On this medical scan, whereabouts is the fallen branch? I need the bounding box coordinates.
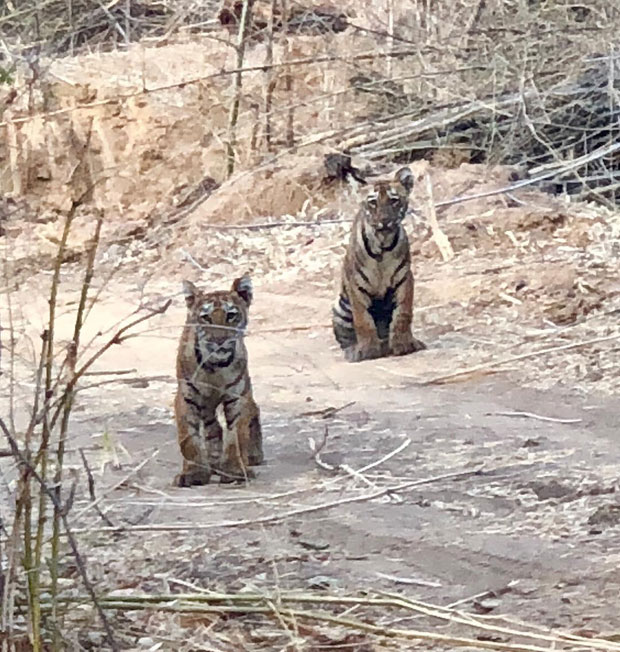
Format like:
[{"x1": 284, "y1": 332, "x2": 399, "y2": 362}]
[
  {"x1": 309, "y1": 426, "x2": 407, "y2": 501},
  {"x1": 70, "y1": 463, "x2": 484, "y2": 534},
  {"x1": 375, "y1": 571, "x2": 441, "y2": 588},
  {"x1": 486, "y1": 411, "x2": 582, "y2": 424},
  {"x1": 72, "y1": 450, "x2": 159, "y2": 522},
  {"x1": 298, "y1": 401, "x2": 355, "y2": 418}
]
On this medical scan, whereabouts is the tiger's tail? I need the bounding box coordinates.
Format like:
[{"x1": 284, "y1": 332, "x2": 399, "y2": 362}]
[{"x1": 332, "y1": 292, "x2": 356, "y2": 350}]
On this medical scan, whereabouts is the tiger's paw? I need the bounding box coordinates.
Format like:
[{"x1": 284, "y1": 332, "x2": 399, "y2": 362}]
[
  {"x1": 173, "y1": 467, "x2": 211, "y2": 487},
  {"x1": 218, "y1": 462, "x2": 256, "y2": 484},
  {"x1": 248, "y1": 449, "x2": 264, "y2": 466},
  {"x1": 344, "y1": 342, "x2": 384, "y2": 362},
  {"x1": 390, "y1": 334, "x2": 426, "y2": 357},
  {"x1": 411, "y1": 336, "x2": 427, "y2": 352}
]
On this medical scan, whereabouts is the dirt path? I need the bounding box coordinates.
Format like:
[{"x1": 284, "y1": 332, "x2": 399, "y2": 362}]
[{"x1": 5, "y1": 280, "x2": 617, "y2": 647}]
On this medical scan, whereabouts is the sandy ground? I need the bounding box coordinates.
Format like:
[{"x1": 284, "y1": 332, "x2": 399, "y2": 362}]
[{"x1": 3, "y1": 274, "x2": 620, "y2": 649}]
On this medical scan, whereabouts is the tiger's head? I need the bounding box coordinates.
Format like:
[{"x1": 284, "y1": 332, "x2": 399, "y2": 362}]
[
  {"x1": 182, "y1": 274, "x2": 252, "y2": 367},
  {"x1": 361, "y1": 166, "x2": 414, "y2": 239}
]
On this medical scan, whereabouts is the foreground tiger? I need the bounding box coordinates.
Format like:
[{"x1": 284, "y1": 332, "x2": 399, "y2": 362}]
[
  {"x1": 174, "y1": 274, "x2": 263, "y2": 486},
  {"x1": 332, "y1": 166, "x2": 426, "y2": 362}
]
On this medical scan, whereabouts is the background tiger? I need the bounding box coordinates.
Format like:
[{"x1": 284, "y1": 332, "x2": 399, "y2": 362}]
[
  {"x1": 332, "y1": 166, "x2": 426, "y2": 362},
  {"x1": 174, "y1": 274, "x2": 263, "y2": 486}
]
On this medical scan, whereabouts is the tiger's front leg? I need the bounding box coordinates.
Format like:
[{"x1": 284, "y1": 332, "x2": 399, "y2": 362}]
[
  {"x1": 219, "y1": 394, "x2": 257, "y2": 483},
  {"x1": 173, "y1": 388, "x2": 211, "y2": 487},
  {"x1": 346, "y1": 289, "x2": 384, "y2": 362},
  {"x1": 204, "y1": 414, "x2": 224, "y2": 470},
  {"x1": 389, "y1": 272, "x2": 425, "y2": 356},
  {"x1": 246, "y1": 397, "x2": 264, "y2": 466}
]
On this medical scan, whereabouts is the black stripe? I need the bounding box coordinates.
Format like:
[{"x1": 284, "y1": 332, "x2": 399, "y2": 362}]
[
  {"x1": 383, "y1": 230, "x2": 401, "y2": 252},
  {"x1": 362, "y1": 224, "x2": 381, "y2": 260},
  {"x1": 393, "y1": 272, "x2": 408, "y2": 293},
  {"x1": 355, "y1": 262, "x2": 370, "y2": 285},
  {"x1": 338, "y1": 295, "x2": 352, "y2": 314},
  {"x1": 211, "y1": 349, "x2": 236, "y2": 368},
  {"x1": 241, "y1": 377, "x2": 250, "y2": 396},
  {"x1": 194, "y1": 339, "x2": 205, "y2": 369},
  {"x1": 227, "y1": 413, "x2": 239, "y2": 427},
  {"x1": 390, "y1": 257, "x2": 409, "y2": 285},
  {"x1": 183, "y1": 396, "x2": 201, "y2": 411},
  {"x1": 333, "y1": 308, "x2": 353, "y2": 324},
  {"x1": 186, "y1": 380, "x2": 200, "y2": 395},
  {"x1": 225, "y1": 368, "x2": 245, "y2": 389},
  {"x1": 333, "y1": 311, "x2": 353, "y2": 325},
  {"x1": 358, "y1": 285, "x2": 372, "y2": 299}
]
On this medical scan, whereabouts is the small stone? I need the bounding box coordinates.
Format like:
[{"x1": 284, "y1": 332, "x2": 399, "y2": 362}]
[
  {"x1": 138, "y1": 637, "x2": 155, "y2": 648},
  {"x1": 587, "y1": 503, "x2": 620, "y2": 528}
]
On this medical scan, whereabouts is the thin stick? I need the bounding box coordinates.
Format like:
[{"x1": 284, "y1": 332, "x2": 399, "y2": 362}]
[
  {"x1": 78, "y1": 449, "x2": 115, "y2": 527},
  {"x1": 254, "y1": 324, "x2": 331, "y2": 334},
  {"x1": 226, "y1": 0, "x2": 253, "y2": 177},
  {"x1": 262, "y1": 0, "x2": 278, "y2": 152},
  {"x1": 486, "y1": 411, "x2": 582, "y2": 424},
  {"x1": 357, "y1": 438, "x2": 411, "y2": 473},
  {"x1": 50, "y1": 210, "x2": 103, "y2": 649},
  {"x1": 72, "y1": 450, "x2": 158, "y2": 521},
  {"x1": 424, "y1": 172, "x2": 454, "y2": 261},
  {"x1": 180, "y1": 248, "x2": 208, "y2": 273},
  {"x1": 310, "y1": 426, "x2": 405, "y2": 499},
  {"x1": 421, "y1": 332, "x2": 620, "y2": 385},
  {"x1": 70, "y1": 464, "x2": 484, "y2": 534},
  {"x1": 375, "y1": 571, "x2": 441, "y2": 588},
  {"x1": 45, "y1": 300, "x2": 172, "y2": 432},
  {"x1": 281, "y1": 0, "x2": 294, "y2": 148},
  {"x1": 298, "y1": 401, "x2": 355, "y2": 418},
  {"x1": 0, "y1": 418, "x2": 118, "y2": 651}
]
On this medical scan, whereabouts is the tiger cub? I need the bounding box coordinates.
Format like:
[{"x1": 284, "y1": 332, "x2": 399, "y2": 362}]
[
  {"x1": 174, "y1": 274, "x2": 263, "y2": 486},
  {"x1": 332, "y1": 166, "x2": 426, "y2": 362}
]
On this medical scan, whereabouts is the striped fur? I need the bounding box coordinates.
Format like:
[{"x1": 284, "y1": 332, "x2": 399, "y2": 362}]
[
  {"x1": 174, "y1": 274, "x2": 263, "y2": 486},
  {"x1": 332, "y1": 167, "x2": 426, "y2": 362}
]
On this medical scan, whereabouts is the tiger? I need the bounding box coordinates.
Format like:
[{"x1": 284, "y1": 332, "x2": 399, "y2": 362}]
[
  {"x1": 174, "y1": 274, "x2": 263, "y2": 486},
  {"x1": 332, "y1": 166, "x2": 426, "y2": 362}
]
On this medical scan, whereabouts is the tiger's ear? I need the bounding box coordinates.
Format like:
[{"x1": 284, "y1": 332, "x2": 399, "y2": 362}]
[
  {"x1": 394, "y1": 166, "x2": 414, "y2": 194},
  {"x1": 232, "y1": 274, "x2": 253, "y2": 306},
  {"x1": 182, "y1": 280, "x2": 199, "y2": 309}
]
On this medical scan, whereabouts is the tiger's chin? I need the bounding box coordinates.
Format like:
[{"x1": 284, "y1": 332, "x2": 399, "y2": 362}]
[{"x1": 203, "y1": 343, "x2": 237, "y2": 367}]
